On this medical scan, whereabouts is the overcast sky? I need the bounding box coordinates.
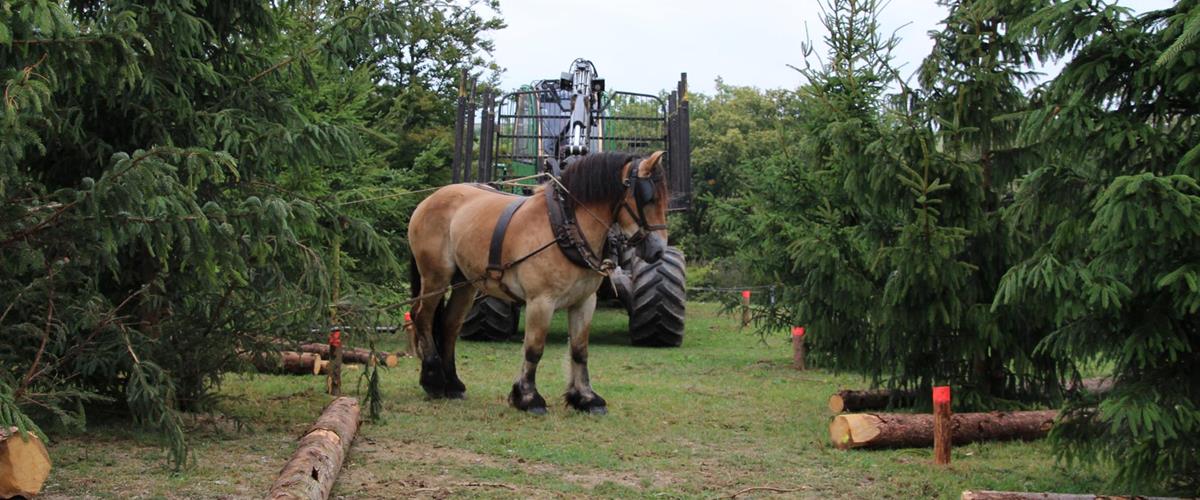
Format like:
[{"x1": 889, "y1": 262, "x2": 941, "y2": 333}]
[{"x1": 485, "y1": 0, "x2": 1172, "y2": 96}]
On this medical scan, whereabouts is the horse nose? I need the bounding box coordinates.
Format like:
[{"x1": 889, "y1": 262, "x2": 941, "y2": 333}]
[{"x1": 640, "y1": 233, "x2": 665, "y2": 263}]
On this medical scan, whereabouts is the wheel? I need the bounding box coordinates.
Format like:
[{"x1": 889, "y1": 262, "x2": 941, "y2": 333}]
[
  {"x1": 460, "y1": 295, "x2": 519, "y2": 341},
  {"x1": 627, "y1": 246, "x2": 686, "y2": 347}
]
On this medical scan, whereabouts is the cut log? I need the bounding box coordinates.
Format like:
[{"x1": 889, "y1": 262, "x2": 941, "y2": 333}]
[
  {"x1": 827, "y1": 389, "x2": 917, "y2": 413},
  {"x1": 1066, "y1": 378, "x2": 1113, "y2": 395},
  {"x1": 313, "y1": 359, "x2": 361, "y2": 376},
  {"x1": 247, "y1": 351, "x2": 323, "y2": 375},
  {"x1": 0, "y1": 427, "x2": 52, "y2": 498},
  {"x1": 298, "y1": 343, "x2": 398, "y2": 368},
  {"x1": 962, "y1": 491, "x2": 1180, "y2": 500},
  {"x1": 268, "y1": 397, "x2": 360, "y2": 500},
  {"x1": 830, "y1": 410, "x2": 1058, "y2": 450}
]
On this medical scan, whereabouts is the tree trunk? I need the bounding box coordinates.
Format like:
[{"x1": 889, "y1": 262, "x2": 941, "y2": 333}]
[
  {"x1": 961, "y1": 491, "x2": 1179, "y2": 500},
  {"x1": 268, "y1": 397, "x2": 360, "y2": 500},
  {"x1": 298, "y1": 344, "x2": 398, "y2": 367},
  {"x1": 0, "y1": 427, "x2": 52, "y2": 499},
  {"x1": 830, "y1": 410, "x2": 1058, "y2": 450},
  {"x1": 827, "y1": 389, "x2": 917, "y2": 413}
]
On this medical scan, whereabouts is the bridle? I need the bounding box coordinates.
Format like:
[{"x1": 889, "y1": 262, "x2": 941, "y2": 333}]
[{"x1": 612, "y1": 158, "x2": 667, "y2": 246}]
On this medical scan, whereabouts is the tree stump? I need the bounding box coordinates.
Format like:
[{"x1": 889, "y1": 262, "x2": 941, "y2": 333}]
[
  {"x1": 268, "y1": 397, "x2": 360, "y2": 499},
  {"x1": 0, "y1": 427, "x2": 52, "y2": 499}
]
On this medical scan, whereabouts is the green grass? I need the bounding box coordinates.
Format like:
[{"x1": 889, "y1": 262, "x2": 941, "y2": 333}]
[{"x1": 41, "y1": 303, "x2": 1119, "y2": 499}]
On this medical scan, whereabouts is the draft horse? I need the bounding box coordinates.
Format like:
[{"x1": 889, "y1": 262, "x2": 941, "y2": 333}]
[{"x1": 407, "y1": 151, "x2": 669, "y2": 414}]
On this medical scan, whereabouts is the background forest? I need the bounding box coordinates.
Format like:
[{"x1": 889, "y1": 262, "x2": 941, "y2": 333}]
[{"x1": 2, "y1": 0, "x2": 1197, "y2": 495}]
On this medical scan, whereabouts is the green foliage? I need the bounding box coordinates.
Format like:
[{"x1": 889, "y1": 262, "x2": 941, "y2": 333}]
[
  {"x1": 993, "y1": 0, "x2": 1200, "y2": 493},
  {"x1": 1, "y1": 0, "x2": 500, "y2": 469},
  {"x1": 706, "y1": 0, "x2": 1065, "y2": 409}
]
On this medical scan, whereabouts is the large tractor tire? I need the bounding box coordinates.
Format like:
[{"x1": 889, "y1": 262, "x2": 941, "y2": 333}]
[
  {"x1": 460, "y1": 296, "x2": 519, "y2": 342},
  {"x1": 627, "y1": 246, "x2": 686, "y2": 347}
]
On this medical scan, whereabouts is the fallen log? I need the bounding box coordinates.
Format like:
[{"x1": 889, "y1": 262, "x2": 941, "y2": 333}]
[
  {"x1": 830, "y1": 410, "x2": 1058, "y2": 450},
  {"x1": 298, "y1": 343, "x2": 398, "y2": 368},
  {"x1": 827, "y1": 389, "x2": 917, "y2": 413},
  {"x1": 0, "y1": 427, "x2": 52, "y2": 498},
  {"x1": 268, "y1": 397, "x2": 361, "y2": 500},
  {"x1": 1066, "y1": 378, "x2": 1113, "y2": 396},
  {"x1": 962, "y1": 491, "x2": 1179, "y2": 500},
  {"x1": 246, "y1": 351, "x2": 323, "y2": 375},
  {"x1": 313, "y1": 359, "x2": 362, "y2": 376}
]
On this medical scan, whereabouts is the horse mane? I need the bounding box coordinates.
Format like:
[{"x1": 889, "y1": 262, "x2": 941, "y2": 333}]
[{"x1": 558, "y1": 152, "x2": 637, "y2": 204}]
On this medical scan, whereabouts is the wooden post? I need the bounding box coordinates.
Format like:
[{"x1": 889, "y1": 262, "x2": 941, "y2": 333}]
[
  {"x1": 741, "y1": 290, "x2": 751, "y2": 327},
  {"x1": 328, "y1": 238, "x2": 342, "y2": 396},
  {"x1": 933, "y1": 385, "x2": 951, "y2": 465},
  {"x1": 791, "y1": 326, "x2": 806, "y2": 370},
  {"x1": 404, "y1": 311, "x2": 415, "y2": 357}
]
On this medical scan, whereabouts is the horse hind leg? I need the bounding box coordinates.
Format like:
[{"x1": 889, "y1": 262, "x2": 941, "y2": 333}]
[
  {"x1": 509, "y1": 297, "x2": 552, "y2": 415},
  {"x1": 411, "y1": 258, "x2": 454, "y2": 399},
  {"x1": 438, "y1": 283, "x2": 475, "y2": 399},
  {"x1": 564, "y1": 293, "x2": 607, "y2": 415}
]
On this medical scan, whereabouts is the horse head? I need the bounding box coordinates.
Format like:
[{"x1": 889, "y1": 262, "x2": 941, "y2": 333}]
[{"x1": 615, "y1": 151, "x2": 669, "y2": 263}]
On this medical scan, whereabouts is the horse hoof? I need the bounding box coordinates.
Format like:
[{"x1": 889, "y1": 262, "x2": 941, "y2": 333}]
[
  {"x1": 588, "y1": 406, "x2": 608, "y2": 416},
  {"x1": 527, "y1": 406, "x2": 548, "y2": 416}
]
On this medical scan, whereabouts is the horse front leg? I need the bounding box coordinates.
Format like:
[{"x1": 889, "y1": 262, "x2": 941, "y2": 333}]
[
  {"x1": 509, "y1": 297, "x2": 552, "y2": 415},
  {"x1": 565, "y1": 293, "x2": 607, "y2": 415}
]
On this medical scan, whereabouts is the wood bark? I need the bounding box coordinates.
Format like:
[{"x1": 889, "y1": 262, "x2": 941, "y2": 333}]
[
  {"x1": 792, "y1": 335, "x2": 806, "y2": 370},
  {"x1": 0, "y1": 427, "x2": 52, "y2": 498},
  {"x1": 328, "y1": 343, "x2": 342, "y2": 396},
  {"x1": 933, "y1": 400, "x2": 952, "y2": 464},
  {"x1": 298, "y1": 343, "x2": 398, "y2": 367},
  {"x1": 268, "y1": 397, "x2": 360, "y2": 500},
  {"x1": 830, "y1": 410, "x2": 1058, "y2": 450},
  {"x1": 962, "y1": 491, "x2": 1180, "y2": 500},
  {"x1": 827, "y1": 389, "x2": 917, "y2": 413}
]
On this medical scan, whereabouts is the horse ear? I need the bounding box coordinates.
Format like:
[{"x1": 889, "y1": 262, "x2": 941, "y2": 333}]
[{"x1": 639, "y1": 150, "x2": 666, "y2": 176}]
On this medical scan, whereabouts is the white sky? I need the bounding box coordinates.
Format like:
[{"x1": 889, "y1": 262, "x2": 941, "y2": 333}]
[{"x1": 485, "y1": 0, "x2": 1173, "y2": 96}]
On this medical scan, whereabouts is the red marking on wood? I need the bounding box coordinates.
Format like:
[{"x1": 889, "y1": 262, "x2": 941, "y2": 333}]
[
  {"x1": 329, "y1": 330, "x2": 342, "y2": 349},
  {"x1": 933, "y1": 386, "x2": 950, "y2": 404},
  {"x1": 742, "y1": 290, "x2": 751, "y2": 300},
  {"x1": 404, "y1": 311, "x2": 412, "y2": 321},
  {"x1": 792, "y1": 326, "x2": 806, "y2": 338}
]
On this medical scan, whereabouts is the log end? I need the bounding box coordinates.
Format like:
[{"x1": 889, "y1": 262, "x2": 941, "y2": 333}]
[
  {"x1": 0, "y1": 428, "x2": 52, "y2": 498},
  {"x1": 829, "y1": 414, "x2": 882, "y2": 450},
  {"x1": 385, "y1": 353, "x2": 399, "y2": 368},
  {"x1": 828, "y1": 394, "x2": 845, "y2": 413},
  {"x1": 314, "y1": 359, "x2": 327, "y2": 376},
  {"x1": 829, "y1": 415, "x2": 852, "y2": 449}
]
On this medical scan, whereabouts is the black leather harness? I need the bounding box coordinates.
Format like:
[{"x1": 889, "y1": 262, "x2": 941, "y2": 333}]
[
  {"x1": 545, "y1": 183, "x2": 611, "y2": 273},
  {"x1": 482, "y1": 156, "x2": 666, "y2": 300}
]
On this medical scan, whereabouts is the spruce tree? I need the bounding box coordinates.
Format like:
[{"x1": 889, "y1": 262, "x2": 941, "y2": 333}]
[
  {"x1": 993, "y1": 0, "x2": 1200, "y2": 492},
  {"x1": 1, "y1": 0, "x2": 499, "y2": 467}
]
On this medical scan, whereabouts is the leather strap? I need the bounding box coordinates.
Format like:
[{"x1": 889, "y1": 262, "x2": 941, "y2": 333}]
[{"x1": 488, "y1": 197, "x2": 527, "y2": 275}]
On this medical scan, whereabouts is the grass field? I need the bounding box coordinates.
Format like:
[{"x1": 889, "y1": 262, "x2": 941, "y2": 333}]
[{"x1": 39, "y1": 302, "x2": 1119, "y2": 499}]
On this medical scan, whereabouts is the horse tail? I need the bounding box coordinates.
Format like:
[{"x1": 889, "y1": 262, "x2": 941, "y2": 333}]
[{"x1": 408, "y1": 255, "x2": 447, "y2": 354}]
